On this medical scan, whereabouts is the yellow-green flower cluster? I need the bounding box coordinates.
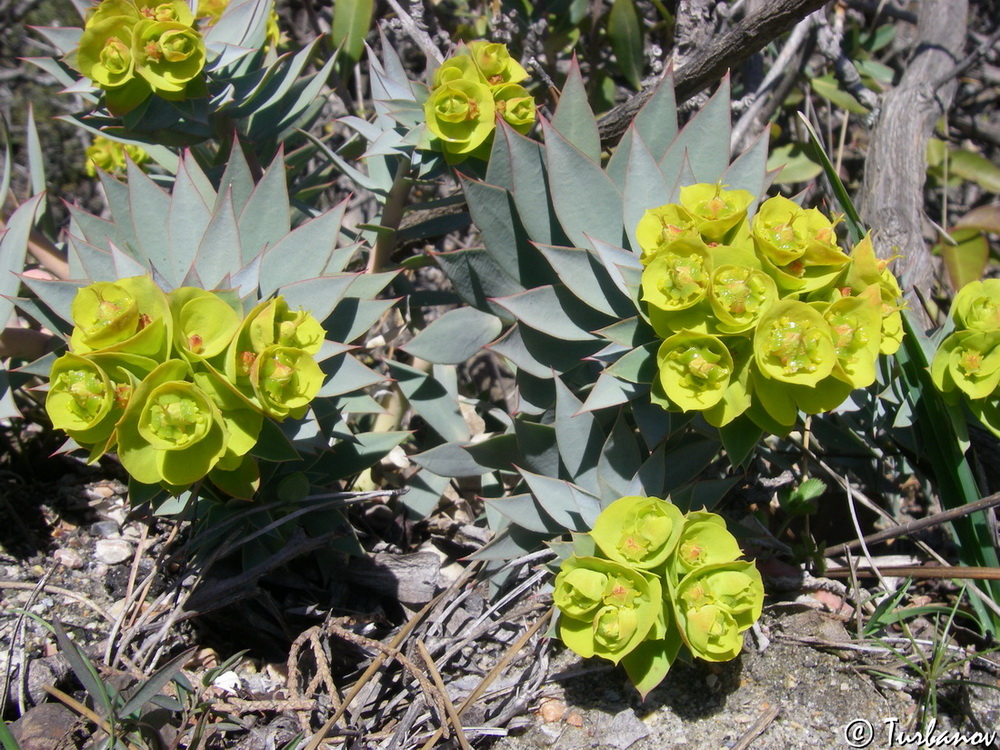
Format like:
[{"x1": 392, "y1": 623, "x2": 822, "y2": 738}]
[
  {"x1": 639, "y1": 185, "x2": 904, "y2": 434},
  {"x1": 46, "y1": 276, "x2": 325, "y2": 495},
  {"x1": 554, "y1": 496, "x2": 763, "y2": 688},
  {"x1": 85, "y1": 135, "x2": 150, "y2": 177},
  {"x1": 931, "y1": 279, "x2": 1000, "y2": 436},
  {"x1": 423, "y1": 41, "x2": 536, "y2": 163},
  {"x1": 73, "y1": 0, "x2": 207, "y2": 115}
]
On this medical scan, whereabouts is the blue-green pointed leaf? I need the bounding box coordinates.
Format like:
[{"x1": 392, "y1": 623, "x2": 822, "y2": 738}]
[
  {"x1": 545, "y1": 120, "x2": 624, "y2": 249},
  {"x1": 314, "y1": 430, "x2": 410, "y2": 480},
  {"x1": 459, "y1": 176, "x2": 552, "y2": 288},
  {"x1": 0, "y1": 367, "x2": 18, "y2": 420},
  {"x1": 99, "y1": 171, "x2": 140, "y2": 253},
  {"x1": 197, "y1": 190, "x2": 241, "y2": 288},
  {"x1": 519, "y1": 468, "x2": 587, "y2": 531},
  {"x1": 126, "y1": 160, "x2": 171, "y2": 272},
  {"x1": 325, "y1": 298, "x2": 397, "y2": 344},
  {"x1": 722, "y1": 130, "x2": 770, "y2": 208},
  {"x1": 403, "y1": 307, "x2": 502, "y2": 364},
  {"x1": 605, "y1": 342, "x2": 657, "y2": 383},
  {"x1": 326, "y1": 242, "x2": 361, "y2": 274},
  {"x1": 111, "y1": 241, "x2": 149, "y2": 278},
  {"x1": 18, "y1": 277, "x2": 85, "y2": 326},
  {"x1": 660, "y1": 434, "x2": 720, "y2": 493},
  {"x1": 554, "y1": 377, "x2": 603, "y2": 493},
  {"x1": 345, "y1": 270, "x2": 395, "y2": 300},
  {"x1": 468, "y1": 525, "x2": 552, "y2": 561},
  {"x1": 0, "y1": 194, "x2": 43, "y2": 327},
  {"x1": 580, "y1": 371, "x2": 644, "y2": 412},
  {"x1": 514, "y1": 420, "x2": 560, "y2": 477},
  {"x1": 32, "y1": 25, "x2": 82, "y2": 56},
  {"x1": 279, "y1": 275, "x2": 356, "y2": 324},
  {"x1": 670, "y1": 476, "x2": 740, "y2": 513},
  {"x1": 514, "y1": 370, "x2": 555, "y2": 415},
  {"x1": 239, "y1": 152, "x2": 291, "y2": 264},
  {"x1": 488, "y1": 324, "x2": 598, "y2": 380},
  {"x1": 400, "y1": 469, "x2": 450, "y2": 518},
  {"x1": 606, "y1": 126, "x2": 634, "y2": 190},
  {"x1": 534, "y1": 244, "x2": 635, "y2": 317},
  {"x1": 259, "y1": 204, "x2": 345, "y2": 298},
  {"x1": 633, "y1": 399, "x2": 690, "y2": 448},
  {"x1": 68, "y1": 204, "x2": 123, "y2": 250},
  {"x1": 167, "y1": 159, "x2": 212, "y2": 287},
  {"x1": 67, "y1": 236, "x2": 114, "y2": 282},
  {"x1": 25, "y1": 107, "x2": 45, "y2": 212},
  {"x1": 463, "y1": 433, "x2": 521, "y2": 471},
  {"x1": 589, "y1": 237, "x2": 643, "y2": 298},
  {"x1": 485, "y1": 124, "x2": 514, "y2": 191},
  {"x1": 387, "y1": 361, "x2": 470, "y2": 443},
  {"x1": 431, "y1": 248, "x2": 524, "y2": 321},
  {"x1": 486, "y1": 494, "x2": 565, "y2": 534},
  {"x1": 411, "y1": 442, "x2": 491, "y2": 477},
  {"x1": 660, "y1": 76, "x2": 731, "y2": 183},
  {"x1": 597, "y1": 413, "x2": 643, "y2": 498},
  {"x1": 318, "y1": 353, "x2": 384, "y2": 397},
  {"x1": 214, "y1": 143, "x2": 254, "y2": 216},
  {"x1": 498, "y1": 123, "x2": 564, "y2": 245},
  {"x1": 634, "y1": 70, "x2": 678, "y2": 162},
  {"x1": 493, "y1": 285, "x2": 613, "y2": 341},
  {"x1": 597, "y1": 316, "x2": 656, "y2": 348},
  {"x1": 623, "y1": 129, "x2": 673, "y2": 252},
  {"x1": 551, "y1": 57, "x2": 601, "y2": 162}
]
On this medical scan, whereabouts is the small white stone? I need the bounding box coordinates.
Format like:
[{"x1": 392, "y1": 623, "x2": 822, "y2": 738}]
[
  {"x1": 94, "y1": 539, "x2": 133, "y2": 565},
  {"x1": 53, "y1": 548, "x2": 83, "y2": 569}
]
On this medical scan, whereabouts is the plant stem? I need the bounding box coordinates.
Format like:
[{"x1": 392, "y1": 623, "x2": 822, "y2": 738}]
[{"x1": 367, "y1": 158, "x2": 412, "y2": 274}]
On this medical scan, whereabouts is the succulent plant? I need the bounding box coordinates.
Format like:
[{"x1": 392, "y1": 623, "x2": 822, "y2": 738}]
[
  {"x1": 552, "y1": 495, "x2": 762, "y2": 696},
  {"x1": 16, "y1": 142, "x2": 400, "y2": 509}
]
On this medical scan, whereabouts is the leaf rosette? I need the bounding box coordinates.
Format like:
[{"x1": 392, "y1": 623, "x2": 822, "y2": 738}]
[
  {"x1": 672, "y1": 560, "x2": 764, "y2": 662},
  {"x1": 554, "y1": 555, "x2": 662, "y2": 664},
  {"x1": 590, "y1": 495, "x2": 685, "y2": 569}
]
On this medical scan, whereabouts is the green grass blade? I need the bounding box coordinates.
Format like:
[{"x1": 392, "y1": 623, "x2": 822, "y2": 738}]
[{"x1": 796, "y1": 112, "x2": 863, "y2": 244}]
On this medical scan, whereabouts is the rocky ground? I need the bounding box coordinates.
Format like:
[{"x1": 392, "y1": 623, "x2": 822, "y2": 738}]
[{"x1": 3, "y1": 467, "x2": 999, "y2": 749}]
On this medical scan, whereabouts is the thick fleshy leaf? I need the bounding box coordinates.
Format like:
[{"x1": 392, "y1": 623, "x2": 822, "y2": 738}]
[
  {"x1": 165, "y1": 159, "x2": 212, "y2": 288},
  {"x1": 387, "y1": 361, "x2": 470, "y2": 443},
  {"x1": 513, "y1": 420, "x2": 560, "y2": 478},
  {"x1": 258, "y1": 202, "x2": 346, "y2": 298},
  {"x1": 318, "y1": 353, "x2": 385, "y2": 397},
  {"x1": 411, "y1": 441, "x2": 492, "y2": 477},
  {"x1": 239, "y1": 152, "x2": 291, "y2": 264},
  {"x1": 580, "y1": 371, "x2": 645, "y2": 412},
  {"x1": 485, "y1": 494, "x2": 565, "y2": 534},
  {"x1": 722, "y1": 130, "x2": 771, "y2": 210},
  {"x1": 596, "y1": 413, "x2": 642, "y2": 498},
  {"x1": 196, "y1": 190, "x2": 241, "y2": 289},
  {"x1": 400, "y1": 469, "x2": 450, "y2": 518},
  {"x1": 431, "y1": 247, "x2": 524, "y2": 321},
  {"x1": 660, "y1": 76, "x2": 731, "y2": 183},
  {"x1": 550, "y1": 57, "x2": 601, "y2": 162},
  {"x1": 519, "y1": 468, "x2": 597, "y2": 531},
  {"x1": 544, "y1": 120, "x2": 624, "y2": 249},
  {"x1": 554, "y1": 377, "x2": 603, "y2": 493},
  {"x1": 534, "y1": 244, "x2": 634, "y2": 318},
  {"x1": 402, "y1": 307, "x2": 502, "y2": 364},
  {"x1": 623, "y1": 129, "x2": 673, "y2": 252},
  {"x1": 493, "y1": 123, "x2": 564, "y2": 245},
  {"x1": 0, "y1": 194, "x2": 43, "y2": 327},
  {"x1": 633, "y1": 70, "x2": 678, "y2": 163},
  {"x1": 493, "y1": 285, "x2": 612, "y2": 341}
]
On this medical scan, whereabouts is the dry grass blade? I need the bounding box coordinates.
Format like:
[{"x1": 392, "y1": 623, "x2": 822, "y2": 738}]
[
  {"x1": 417, "y1": 608, "x2": 553, "y2": 750},
  {"x1": 416, "y1": 639, "x2": 470, "y2": 750}
]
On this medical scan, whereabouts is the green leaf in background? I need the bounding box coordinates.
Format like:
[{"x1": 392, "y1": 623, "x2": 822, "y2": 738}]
[
  {"x1": 386, "y1": 361, "x2": 470, "y2": 443},
  {"x1": 332, "y1": 0, "x2": 374, "y2": 65},
  {"x1": 810, "y1": 74, "x2": 869, "y2": 115},
  {"x1": 934, "y1": 205, "x2": 1000, "y2": 290},
  {"x1": 608, "y1": 0, "x2": 644, "y2": 90},
  {"x1": 766, "y1": 142, "x2": 823, "y2": 185},
  {"x1": 947, "y1": 149, "x2": 1000, "y2": 193}
]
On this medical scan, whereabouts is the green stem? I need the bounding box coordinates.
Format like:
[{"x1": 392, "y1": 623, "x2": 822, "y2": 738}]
[{"x1": 367, "y1": 158, "x2": 412, "y2": 274}]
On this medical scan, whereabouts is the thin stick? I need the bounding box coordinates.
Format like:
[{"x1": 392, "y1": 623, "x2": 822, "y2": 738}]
[
  {"x1": 732, "y1": 702, "x2": 781, "y2": 750},
  {"x1": 416, "y1": 639, "x2": 471, "y2": 750},
  {"x1": 824, "y1": 565, "x2": 1000, "y2": 580},
  {"x1": 825, "y1": 491, "x2": 1000, "y2": 558},
  {"x1": 0, "y1": 580, "x2": 115, "y2": 623}
]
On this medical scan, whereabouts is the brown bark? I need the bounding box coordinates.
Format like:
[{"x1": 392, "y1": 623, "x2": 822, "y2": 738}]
[
  {"x1": 858, "y1": 0, "x2": 968, "y2": 314},
  {"x1": 597, "y1": 0, "x2": 833, "y2": 146}
]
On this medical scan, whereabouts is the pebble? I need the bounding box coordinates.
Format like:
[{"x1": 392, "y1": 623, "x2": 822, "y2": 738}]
[
  {"x1": 94, "y1": 539, "x2": 133, "y2": 565},
  {"x1": 53, "y1": 548, "x2": 83, "y2": 569},
  {"x1": 90, "y1": 521, "x2": 121, "y2": 538}
]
